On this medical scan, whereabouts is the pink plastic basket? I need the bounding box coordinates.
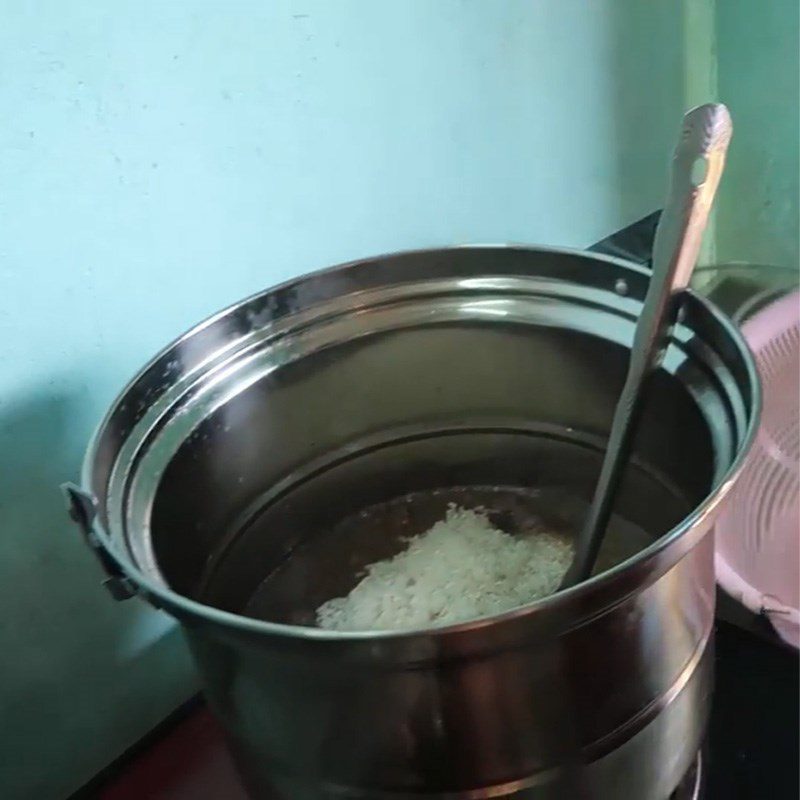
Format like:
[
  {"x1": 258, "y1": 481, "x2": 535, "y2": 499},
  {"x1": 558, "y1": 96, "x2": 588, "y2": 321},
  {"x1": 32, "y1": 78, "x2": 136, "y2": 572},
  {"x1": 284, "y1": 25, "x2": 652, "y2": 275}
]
[{"x1": 715, "y1": 290, "x2": 800, "y2": 647}]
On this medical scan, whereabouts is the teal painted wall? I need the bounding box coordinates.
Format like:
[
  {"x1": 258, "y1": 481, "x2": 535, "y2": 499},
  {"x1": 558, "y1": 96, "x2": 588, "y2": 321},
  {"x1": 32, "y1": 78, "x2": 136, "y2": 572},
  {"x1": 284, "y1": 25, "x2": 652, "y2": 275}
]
[
  {"x1": 1, "y1": 2, "x2": 699, "y2": 797},
  {"x1": 714, "y1": 0, "x2": 799, "y2": 267}
]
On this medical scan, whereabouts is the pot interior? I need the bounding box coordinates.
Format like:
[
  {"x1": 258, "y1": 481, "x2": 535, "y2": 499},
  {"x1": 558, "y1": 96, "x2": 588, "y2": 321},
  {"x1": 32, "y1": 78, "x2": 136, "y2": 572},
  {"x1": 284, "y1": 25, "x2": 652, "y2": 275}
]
[{"x1": 147, "y1": 321, "x2": 713, "y2": 620}]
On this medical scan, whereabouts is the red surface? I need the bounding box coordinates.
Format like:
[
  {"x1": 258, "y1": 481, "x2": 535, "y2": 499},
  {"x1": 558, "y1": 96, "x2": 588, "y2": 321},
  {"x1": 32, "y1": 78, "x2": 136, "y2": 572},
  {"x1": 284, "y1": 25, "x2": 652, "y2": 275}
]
[{"x1": 99, "y1": 708, "x2": 250, "y2": 800}]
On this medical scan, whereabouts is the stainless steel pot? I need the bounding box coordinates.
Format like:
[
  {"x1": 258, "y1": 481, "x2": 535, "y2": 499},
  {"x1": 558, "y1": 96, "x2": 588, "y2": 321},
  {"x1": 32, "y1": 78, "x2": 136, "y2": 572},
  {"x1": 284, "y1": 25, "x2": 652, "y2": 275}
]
[{"x1": 66, "y1": 245, "x2": 759, "y2": 799}]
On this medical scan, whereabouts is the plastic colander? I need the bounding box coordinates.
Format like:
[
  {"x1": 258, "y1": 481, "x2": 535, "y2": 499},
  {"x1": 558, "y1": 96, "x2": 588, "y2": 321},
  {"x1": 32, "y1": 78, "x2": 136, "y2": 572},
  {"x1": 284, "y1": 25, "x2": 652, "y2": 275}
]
[{"x1": 715, "y1": 290, "x2": 800, "y2": 647}]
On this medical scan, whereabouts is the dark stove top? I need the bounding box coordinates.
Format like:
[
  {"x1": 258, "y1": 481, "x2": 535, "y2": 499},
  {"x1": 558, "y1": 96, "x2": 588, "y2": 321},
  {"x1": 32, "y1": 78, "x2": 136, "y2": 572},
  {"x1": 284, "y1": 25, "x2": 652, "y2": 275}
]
[{"x1": 706, "y1": 618, "x2": 798, "y2": 798}]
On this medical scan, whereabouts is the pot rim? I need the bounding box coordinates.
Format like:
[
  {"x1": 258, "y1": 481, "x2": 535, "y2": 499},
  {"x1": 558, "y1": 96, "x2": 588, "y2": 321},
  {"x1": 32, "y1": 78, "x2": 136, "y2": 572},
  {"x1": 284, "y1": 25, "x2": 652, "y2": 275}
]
[{"x1": 78, "y1": 243, "x2": 762, "y2": 642}]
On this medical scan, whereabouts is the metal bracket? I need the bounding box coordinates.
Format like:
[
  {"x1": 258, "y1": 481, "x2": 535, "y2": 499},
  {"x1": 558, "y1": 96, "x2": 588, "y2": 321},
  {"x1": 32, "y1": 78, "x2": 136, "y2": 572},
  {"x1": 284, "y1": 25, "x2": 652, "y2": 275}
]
[
  {"x1": 61, "y1": 482, "x2": 136, "y2": 601},
  {"x1": 589, "y1": 210, "x2": 661, "y2": 268}
]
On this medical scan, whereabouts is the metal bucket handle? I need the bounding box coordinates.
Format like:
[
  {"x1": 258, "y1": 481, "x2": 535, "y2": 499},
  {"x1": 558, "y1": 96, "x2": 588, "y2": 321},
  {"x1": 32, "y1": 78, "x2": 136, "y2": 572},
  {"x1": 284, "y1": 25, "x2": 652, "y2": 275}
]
[{"x1": 62, "y1": 482, "x2": 136, "y2": 600}]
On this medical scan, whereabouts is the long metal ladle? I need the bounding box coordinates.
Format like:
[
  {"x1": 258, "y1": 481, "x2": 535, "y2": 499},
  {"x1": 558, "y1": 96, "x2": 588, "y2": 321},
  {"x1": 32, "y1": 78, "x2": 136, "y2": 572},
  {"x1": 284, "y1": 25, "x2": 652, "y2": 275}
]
[{"x1": 560, "y1": 103, "x2": 733, "y2": 589}]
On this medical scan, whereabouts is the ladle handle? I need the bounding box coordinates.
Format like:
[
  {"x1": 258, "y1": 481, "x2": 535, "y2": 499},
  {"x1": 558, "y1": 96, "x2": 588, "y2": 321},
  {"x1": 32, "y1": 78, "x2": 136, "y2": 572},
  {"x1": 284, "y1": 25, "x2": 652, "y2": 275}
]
[
  {"x1": 561, "y1": 104, "x2": 732, "y2": 588},
  {"x1": 651, "y1": 102, "x2": 732, "y2": 293}
]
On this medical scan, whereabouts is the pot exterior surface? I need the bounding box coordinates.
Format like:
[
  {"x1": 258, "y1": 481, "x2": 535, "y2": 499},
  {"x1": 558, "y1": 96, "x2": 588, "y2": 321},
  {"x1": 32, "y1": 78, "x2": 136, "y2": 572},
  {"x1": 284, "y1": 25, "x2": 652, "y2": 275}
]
[{"x1": 185, "y1": 532, "x2": 715, "y2": 799}]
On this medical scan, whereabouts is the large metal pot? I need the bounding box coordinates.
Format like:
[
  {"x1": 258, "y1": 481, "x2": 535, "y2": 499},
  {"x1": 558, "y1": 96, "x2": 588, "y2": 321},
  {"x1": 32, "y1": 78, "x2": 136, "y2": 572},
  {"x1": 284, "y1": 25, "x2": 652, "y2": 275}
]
[{"x1": 67, "y1": 245, "x2": 759, "y2": 799}]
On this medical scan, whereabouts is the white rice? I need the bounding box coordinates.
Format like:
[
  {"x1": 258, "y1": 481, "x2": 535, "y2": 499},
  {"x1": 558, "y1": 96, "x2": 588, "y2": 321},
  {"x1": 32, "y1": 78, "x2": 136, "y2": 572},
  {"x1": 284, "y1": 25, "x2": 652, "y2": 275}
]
[{"x1": 316, "y1": 505, "x2": 573, "y2": 632}]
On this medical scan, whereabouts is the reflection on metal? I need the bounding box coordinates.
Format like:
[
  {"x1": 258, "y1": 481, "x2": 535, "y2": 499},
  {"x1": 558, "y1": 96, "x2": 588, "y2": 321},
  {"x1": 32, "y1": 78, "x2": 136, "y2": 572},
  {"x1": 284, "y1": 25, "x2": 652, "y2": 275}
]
[{"x1": 670, "y1": 751, "x2": 703, "y2": 800}]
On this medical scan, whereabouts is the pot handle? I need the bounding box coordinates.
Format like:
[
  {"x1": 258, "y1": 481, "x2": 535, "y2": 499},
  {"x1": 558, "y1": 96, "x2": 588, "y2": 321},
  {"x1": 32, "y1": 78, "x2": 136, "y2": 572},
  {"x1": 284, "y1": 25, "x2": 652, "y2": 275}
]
[
  {"x1": 62, "y1": 482, "x2": 136, "y2": 600},
  {"x1": 588, "y1": 211, "x2": 661, "y2": 269}
]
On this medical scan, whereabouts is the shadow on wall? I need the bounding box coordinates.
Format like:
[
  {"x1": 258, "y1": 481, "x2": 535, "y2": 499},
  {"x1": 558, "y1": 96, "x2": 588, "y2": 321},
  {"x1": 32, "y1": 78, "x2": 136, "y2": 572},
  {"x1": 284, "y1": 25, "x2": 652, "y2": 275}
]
[
  {"x1": 608, "y1": 3, "x2": 684, "y2": 227},
  {"x1": 0, "y1": 382, "x2": 195, "y2": 799},
  {"x1": 714, "y1": 0, "x2": 800, "y2": 267}
]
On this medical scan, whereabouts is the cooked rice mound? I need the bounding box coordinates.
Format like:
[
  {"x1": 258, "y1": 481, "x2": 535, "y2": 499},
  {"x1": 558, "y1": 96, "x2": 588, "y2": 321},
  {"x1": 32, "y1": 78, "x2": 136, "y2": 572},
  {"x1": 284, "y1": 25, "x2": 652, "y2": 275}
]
[{"x1": 316, "y1": 505, "x2": 573, "y2": 632}]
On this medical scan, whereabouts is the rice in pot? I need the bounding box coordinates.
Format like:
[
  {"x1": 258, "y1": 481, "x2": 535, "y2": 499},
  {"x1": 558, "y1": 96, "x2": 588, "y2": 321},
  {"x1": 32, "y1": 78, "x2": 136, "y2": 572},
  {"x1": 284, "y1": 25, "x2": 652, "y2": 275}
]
[{"x1": 316, "y1": 505, "x2": 573, "y2": 632}]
